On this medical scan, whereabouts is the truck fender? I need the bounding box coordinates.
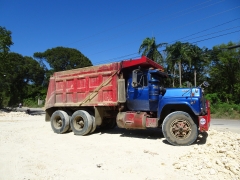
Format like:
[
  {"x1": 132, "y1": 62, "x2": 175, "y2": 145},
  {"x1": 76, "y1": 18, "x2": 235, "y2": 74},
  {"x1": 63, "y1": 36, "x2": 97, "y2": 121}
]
[{"x1": 157, "y1": 101, "x2": 199, "y2": 120}]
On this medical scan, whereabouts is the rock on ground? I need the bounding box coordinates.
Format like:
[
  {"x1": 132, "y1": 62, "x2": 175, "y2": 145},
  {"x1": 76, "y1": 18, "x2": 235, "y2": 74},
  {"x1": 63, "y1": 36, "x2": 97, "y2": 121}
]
[{"x1": 173, "y1": 129, "x2": 240, "y2": 180}]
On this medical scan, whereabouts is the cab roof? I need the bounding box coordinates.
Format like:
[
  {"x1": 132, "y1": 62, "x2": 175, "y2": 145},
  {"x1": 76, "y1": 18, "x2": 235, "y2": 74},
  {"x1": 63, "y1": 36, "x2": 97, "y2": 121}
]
[{"x1": 121, "y1": 56, "x2": 164, "y2": 71}]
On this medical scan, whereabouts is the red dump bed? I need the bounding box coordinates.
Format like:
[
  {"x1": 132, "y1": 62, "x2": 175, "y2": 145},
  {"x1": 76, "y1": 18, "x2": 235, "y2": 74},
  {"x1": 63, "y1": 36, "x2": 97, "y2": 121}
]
[{"x1": 44, "y1": 56, "x2": 164, "y2": 110}]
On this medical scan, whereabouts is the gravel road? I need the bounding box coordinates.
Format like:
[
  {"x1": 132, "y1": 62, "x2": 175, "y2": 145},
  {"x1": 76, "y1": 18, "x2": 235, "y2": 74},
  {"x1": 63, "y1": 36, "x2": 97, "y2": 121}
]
[
  {"x1": 211, "y1": 119, "x2": 240, "y2": 134},
  {"x1": 0, "y1": 111, "x2": 239, "y2": 180}
]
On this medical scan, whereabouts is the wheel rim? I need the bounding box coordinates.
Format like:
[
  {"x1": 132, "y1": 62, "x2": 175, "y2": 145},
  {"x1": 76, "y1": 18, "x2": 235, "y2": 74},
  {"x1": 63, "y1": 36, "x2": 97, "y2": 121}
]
[
  {"x1": 73, "y1": 116, "x2": 85, "y2": 130},
  {"x1": 170, "y1": 118, "x2": 192, "y2": 139},
  {"x1": 53, "y1": 116, "x2": 62, "y2": 129}
]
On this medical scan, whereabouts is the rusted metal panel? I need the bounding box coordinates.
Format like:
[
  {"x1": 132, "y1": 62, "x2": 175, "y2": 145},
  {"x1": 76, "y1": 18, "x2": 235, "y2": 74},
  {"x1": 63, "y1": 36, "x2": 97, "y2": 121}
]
[
  {"x1": 146, "y1": 118, "x2": 158, "y2": 127},
  {"x1": 45, "y1": 62, "x2": 120, "y2": 109},
  {"x1": 44, "y1": 77, "x2": 56, "y2": 110},
  {"x1": 124, "y1": 112, "x2": 146, "y2": 129},
  {"x1": 116, "y1": 111, "x2": 147, "y2": 129}
]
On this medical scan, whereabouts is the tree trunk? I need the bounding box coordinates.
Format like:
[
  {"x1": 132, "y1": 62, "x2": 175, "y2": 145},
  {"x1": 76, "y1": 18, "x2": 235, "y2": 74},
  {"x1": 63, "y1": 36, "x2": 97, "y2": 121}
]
[
  {"x1": 172, "y1": 63, "x2": 176, "y2": 87},
  {"x1": 178, "y1": 61, "x2": 182, "y2": 87},
  {"x1": 172, "y1": 69, "x2": 175, "y2": 87},
  {"x1": 194, "y1": 69, "x2": 196, "y2": 87}
]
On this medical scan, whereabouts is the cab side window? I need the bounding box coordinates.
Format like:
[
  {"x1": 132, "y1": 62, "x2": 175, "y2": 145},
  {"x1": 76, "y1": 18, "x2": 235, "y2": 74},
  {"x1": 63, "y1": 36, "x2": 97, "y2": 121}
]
[{"x1": 137, "y1": 72, "x2": 147, "y2": 87}]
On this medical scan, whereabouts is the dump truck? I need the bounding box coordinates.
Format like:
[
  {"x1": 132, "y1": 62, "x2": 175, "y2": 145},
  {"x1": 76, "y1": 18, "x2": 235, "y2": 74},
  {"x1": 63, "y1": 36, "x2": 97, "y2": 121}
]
[{"x1": 45, "y1": 56, "x2": 211, "y2": 146}]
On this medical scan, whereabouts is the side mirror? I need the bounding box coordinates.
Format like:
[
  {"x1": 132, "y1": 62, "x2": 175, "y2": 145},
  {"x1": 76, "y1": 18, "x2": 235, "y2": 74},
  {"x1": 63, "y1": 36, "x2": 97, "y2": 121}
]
[
  {"x1": 132, "y1": 70, "x2": 138, "y2": 88},
  {"x1": 203, "y1": 81, "x2": 209, "y2": 87},
  {"x1": 198, "y1": 81, "x2": 210, "y2": 88}
]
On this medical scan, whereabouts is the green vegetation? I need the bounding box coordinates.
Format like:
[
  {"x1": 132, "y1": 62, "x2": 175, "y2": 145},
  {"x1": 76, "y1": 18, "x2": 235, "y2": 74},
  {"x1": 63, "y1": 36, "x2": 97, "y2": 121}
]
[
  {"x1": 34, "y1": 47, "x2": 92, "y2": 72},
  {"x1": 0, "y1": 26, "x2": 13, "y2": 57},
  {"x1": 0, "y1": 26, "x2": 92, "y2": 108},
  {"x1": 0, "y1": 27, "x2": 239, "y2": 119},
  {"x1": 210, "y1": 103, "x2": 240, "y2": 119},
  {"x1": 139, "y1": 37, "x2": 167, "y2": 65},
  {"x1": 23, "y1": 98, "x2": 44, "y2": 108}
]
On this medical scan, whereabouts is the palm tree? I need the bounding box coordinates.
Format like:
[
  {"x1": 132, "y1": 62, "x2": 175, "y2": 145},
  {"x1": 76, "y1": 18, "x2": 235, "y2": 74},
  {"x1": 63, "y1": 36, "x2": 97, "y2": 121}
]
[
  {"x1": 189, "y1": 45, "x2": 211, "y2": 87},
  {"x1": 188, "y1": 45, "x2": 202, "y2": 86},
  {"x1": 165, "y1": 41, "x2": 192, "y2": 87},
  {"x1": 139, "y1": 37, "x2": 167, "y2": 64}
]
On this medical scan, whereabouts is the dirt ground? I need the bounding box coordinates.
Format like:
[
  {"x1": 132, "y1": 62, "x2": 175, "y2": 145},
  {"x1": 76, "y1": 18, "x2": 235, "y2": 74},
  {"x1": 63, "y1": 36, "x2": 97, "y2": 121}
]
[{"x1": 0, "y1": 111, "x2": 239, "y2": 180}]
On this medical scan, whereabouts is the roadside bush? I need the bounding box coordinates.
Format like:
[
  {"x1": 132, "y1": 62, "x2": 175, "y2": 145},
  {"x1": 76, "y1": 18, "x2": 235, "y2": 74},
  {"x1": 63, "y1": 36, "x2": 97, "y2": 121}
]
[
  {"x1": 232, "y1": 104, "x2": 240, "y2": 113},
  {"x1": 23, "y1": 98, "x2": 44, "y2": 108},
  {"x1": 210, "y1": 102, "x2": 240, "y2": 119},
  {"x1": 205, "y1": 93, "x2": 220, "y2": 104},
  {"x1": 209, "y1": 105, "x2": 216, "y2": 114}
]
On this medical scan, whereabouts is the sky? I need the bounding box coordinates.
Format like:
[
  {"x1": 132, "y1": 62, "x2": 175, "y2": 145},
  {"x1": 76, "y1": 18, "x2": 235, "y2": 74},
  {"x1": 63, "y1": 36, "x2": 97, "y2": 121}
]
[{"x1": 1, "y1": 0, "x2": 240, "y2": 66}]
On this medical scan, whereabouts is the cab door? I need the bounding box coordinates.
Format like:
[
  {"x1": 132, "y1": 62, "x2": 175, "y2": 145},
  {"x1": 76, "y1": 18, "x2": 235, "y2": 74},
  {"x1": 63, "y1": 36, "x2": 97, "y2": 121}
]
[{"x1": 127, "y1": 70, "x2": 150, "y2": 111}]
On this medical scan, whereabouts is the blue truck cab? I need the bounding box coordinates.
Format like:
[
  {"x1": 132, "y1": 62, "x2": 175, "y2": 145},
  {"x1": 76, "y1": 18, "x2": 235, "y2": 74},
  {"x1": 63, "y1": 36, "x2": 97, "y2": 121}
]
[{"x1": 116, "y1": 65, "x2": 211, "y2": 146}]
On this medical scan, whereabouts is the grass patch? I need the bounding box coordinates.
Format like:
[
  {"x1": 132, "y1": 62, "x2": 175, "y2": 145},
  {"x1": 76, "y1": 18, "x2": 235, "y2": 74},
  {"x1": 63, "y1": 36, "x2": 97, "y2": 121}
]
[
  {"x1": 23, "y1": 98, "x2": 44, "y2": 108},
  {"x1": 210, "y1": 103, "x2": 240, "y2": 119}
]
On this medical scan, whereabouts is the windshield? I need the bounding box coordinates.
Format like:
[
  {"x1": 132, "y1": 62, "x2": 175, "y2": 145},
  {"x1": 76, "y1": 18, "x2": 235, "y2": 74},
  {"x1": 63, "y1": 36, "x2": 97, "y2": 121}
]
[{"x1": 151, "y1": 73, "x2": 164, "y2": 87}]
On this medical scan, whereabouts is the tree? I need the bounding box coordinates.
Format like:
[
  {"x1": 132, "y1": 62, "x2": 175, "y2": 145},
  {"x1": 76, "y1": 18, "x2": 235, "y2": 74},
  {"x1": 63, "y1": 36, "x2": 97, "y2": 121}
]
[
  {"x1": 207, "y1": 42, "x2": 240, "y2": 104},
  {"x1": 0, "y1": 53, "x2": 45, "y2": 106},
  {"x1": 24, "y1": 56, "x2": 45, "y2": 86},
  {"x1": 139, "y1": 37, "x2": 167, "y2": 64},
  {"x1": 165, "y1": 42, "x2": 192, "y2": 87},
  {"x1": 0, "y1": 27, "x2": 14, "y2": 105},
  {"x1": 0, "y1": 26, "x2": 13, "y2": 57},
  {"x1": 34, "y1": 47, "x2": 92, "y2": 72},
  {"x1": 181, "y1": 45, "x2": 210, "y2": 87}
]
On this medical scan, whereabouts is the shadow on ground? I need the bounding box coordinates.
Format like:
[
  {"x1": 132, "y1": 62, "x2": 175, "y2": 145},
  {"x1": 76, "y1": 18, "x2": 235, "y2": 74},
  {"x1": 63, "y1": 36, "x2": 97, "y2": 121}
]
[
  {"x1": 161, "y1": 131, "x2": 209, "y2": 146},
  {"x1": 95, "y1": 127, "x2": 208, "y2": 146},
  {"x1": 95, "y1": 126, "x2": 164, "y2": 140},
  {"x1": 0, "y1": 107, "x2": 46, "y2": 116}
]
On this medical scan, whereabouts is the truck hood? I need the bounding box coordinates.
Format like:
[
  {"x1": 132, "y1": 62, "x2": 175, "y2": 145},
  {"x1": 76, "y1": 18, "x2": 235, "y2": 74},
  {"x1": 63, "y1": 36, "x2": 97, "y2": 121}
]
[{"x1": 163, "y1": 88, "x2": 201, "y2": 98}]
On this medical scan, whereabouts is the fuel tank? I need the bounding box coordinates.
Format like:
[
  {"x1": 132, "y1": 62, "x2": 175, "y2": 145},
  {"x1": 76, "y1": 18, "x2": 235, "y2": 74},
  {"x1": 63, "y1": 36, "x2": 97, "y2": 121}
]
[{"x1": 116, "y1": 112, "x2": 157, "y2": 129}]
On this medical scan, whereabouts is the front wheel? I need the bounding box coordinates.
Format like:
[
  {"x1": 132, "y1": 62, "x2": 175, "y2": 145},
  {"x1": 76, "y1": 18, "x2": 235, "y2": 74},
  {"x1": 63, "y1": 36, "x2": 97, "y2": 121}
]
[{"x1": 162, "y1": 111, "x2": 198, "y2": 146}]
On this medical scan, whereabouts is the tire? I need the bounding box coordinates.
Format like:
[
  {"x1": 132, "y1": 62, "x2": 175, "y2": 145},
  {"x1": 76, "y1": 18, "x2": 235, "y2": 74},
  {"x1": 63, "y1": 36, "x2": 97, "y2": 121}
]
[
  {"x1": 50, "y1": 110, "x2": 70, "y2": 134},
  {"x1": 90, "y1": 115, "x2": 97, "y2": 133},
  {"x1": 65, "y1": 110, "x2": 73, "y2": 132},
  {"x1": 162, "y1": 111, "x2": 198, "y2": 146},
  {"x1": 70, "y1": 110, "x2": 93, "y2": 135}
]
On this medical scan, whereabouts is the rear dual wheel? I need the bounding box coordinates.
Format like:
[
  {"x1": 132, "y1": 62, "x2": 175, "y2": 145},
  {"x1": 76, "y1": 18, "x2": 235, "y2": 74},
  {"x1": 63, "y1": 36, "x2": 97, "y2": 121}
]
[
  {"x1": 50, "y1": 110, "x2": 70, "y2": 134},
  {"x1": 90, "y1": 115, "x2": 97, "y2": 133},
  {"x1": 50, "y1": 110, "x2": 97, "y2": 135},
  {"x1": 70, "y1": 110, "x2": 94, "y2": 135}
]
